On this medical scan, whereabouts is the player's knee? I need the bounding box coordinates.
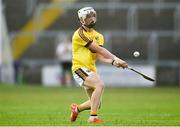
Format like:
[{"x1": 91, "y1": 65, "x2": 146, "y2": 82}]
[{"x1": 96, "y1": 80, "x2": 105, "y2": 90}]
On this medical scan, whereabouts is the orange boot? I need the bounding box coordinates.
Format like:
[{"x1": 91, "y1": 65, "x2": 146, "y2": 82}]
[
  {"x1": 88, "y1": 117, "x2": 104, "y2": 123},
  {"x1": 70, "y1": 103, "x2": 79, "y2": 122}
]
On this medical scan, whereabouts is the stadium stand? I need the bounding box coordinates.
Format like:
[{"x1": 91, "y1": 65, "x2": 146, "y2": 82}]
[
  {"x1": 4, "y1": 0, "x2": 32, "y2": 31},
  {"x1": 2, "y1": 0, "x2": 180, "y2": 85},
  {"x1": 111, "y1": 36, "x2": 148, "y2": 60},
  {"x1": 138, "y1": 9, "x2": 174, "y2": 31},
  {"x1": 158, "y1": 36, "x2": 180, "y2": 60}
]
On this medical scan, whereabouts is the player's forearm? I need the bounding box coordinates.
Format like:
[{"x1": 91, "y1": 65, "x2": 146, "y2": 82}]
[
  {"x1": 100, "y1": 58, "x2": 113, "y2": 64},
  {"x1": 96, "y1": 47, "x2": 128, "y2": 68},
  {"x1": 97, "y1": 53, "x2": 113, "y2": 64},
  {"x1": 88, "y1": 42, "x2": 118, "y2": 60},
  {"x1": 98, "y1": 47, "x2": 117, "y2": 60},
  {"x1": 98, "y1": 47, "x2": 128, "y2": 67}
]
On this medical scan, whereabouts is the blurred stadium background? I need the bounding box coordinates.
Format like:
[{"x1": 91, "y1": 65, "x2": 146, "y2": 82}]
[
  {"x1": 0, "y1": 0, "x2": 180, "y2": 86},
  {"x1": 1, "y1": 0, "x2": 180, "y2": 126}
]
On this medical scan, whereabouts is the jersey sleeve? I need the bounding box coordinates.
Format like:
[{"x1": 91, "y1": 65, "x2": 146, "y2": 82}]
[
  {"x1": 72, "y1": 27, "x2": 92, "y2": 47},
  {"x1": 98, "y1": 34, "x2": 104, "y2": 47}
]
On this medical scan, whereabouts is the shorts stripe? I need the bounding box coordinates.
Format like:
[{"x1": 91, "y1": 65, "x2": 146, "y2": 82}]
[{"x1": 75, "y1": 68, "x2": 88, "y2": 81}]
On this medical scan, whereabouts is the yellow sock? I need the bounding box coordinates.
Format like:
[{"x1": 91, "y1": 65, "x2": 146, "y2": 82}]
[{"x1": 90, "y1": 111, "x2": 97, "y2": 116}]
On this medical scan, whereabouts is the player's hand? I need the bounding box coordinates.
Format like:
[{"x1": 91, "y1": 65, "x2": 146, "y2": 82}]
[{"x1": 113, "y1": 59, "x2": 128, "y2": 69}]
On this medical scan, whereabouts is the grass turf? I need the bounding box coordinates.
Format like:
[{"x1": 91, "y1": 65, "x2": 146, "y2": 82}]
[{"x1": 0, "y1": 84, "x2": 180, "y2": 126}]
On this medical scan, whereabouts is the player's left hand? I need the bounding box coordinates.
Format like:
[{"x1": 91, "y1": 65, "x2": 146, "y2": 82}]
[{"x1": 113, "y1": 59, "x2": 128, "y2": 69}]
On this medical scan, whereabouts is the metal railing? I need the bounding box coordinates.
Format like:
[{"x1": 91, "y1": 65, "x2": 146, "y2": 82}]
[{"x1": 7, "y1": 0, "x2": 180, "y2": 84}]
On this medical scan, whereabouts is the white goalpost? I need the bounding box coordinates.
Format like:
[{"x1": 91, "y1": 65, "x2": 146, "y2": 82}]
[
  {"x1": 0, "y1": 0, "x2": 2, "y2": 68},
  {"x1": 0, "y1": 0, "x2": 14, "y2": 84}
]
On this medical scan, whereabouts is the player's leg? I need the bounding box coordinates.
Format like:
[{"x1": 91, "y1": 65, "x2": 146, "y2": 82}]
[
  {"x1": 78, "y1": 88, "x2": 101, "y2": 112},
  {"x1": 70, "y1": 99, "x2": 90, "y2": 122},
  {"x1": 84, "y1": 73, "x2": 104, "y2": 113},
  {"x1": 77, "y1": 88, "x2": 93, "y2": 111},
  {"x1": 84, "y1": 73, "x2": 104, "y2": 123},
  {"x1": 70, "y1": 68, "x2": 91, "y2": 122},
  {"x1": 86, "y1": 88, "x2": 102, "y2": 110},
  {"x1": 70, "y1": 68, "x2": 104, "y2": 123}
]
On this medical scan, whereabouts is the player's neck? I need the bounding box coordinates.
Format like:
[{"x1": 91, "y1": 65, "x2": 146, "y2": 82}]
[{"x1": 82, "y1": 25, "x2": 93, "y2": 32}]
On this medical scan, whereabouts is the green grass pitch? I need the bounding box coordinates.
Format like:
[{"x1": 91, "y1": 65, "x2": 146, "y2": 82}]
[{"x1": 0, "y1": 84, "x2": 180, "y2": 126}]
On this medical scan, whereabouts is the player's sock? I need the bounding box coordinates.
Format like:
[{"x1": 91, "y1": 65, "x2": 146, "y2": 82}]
[
  {"x1": 76, "y1": 106, "x2": 80, "y2": 113},
  {"x1": 90, "y1": 111, "x2": 98, "y2": 118},
  {"x1": 88, "y1": 111, "x2": 104, "y2": 123}
]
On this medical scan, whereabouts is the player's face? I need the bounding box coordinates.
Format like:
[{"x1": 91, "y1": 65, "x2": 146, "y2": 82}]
[{"x1": 84, "y1": 12, "x2": 96, "y2": 28}]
